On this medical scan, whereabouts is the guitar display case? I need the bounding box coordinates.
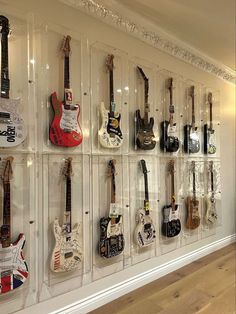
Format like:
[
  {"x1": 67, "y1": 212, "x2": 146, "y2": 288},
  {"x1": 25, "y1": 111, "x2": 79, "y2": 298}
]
[
  {"x1": 90, "y1": 42, "x2": 129, "y2": 155},
  {"x1": 128, "y1": 156, "x2": 159, "y2": 265}
]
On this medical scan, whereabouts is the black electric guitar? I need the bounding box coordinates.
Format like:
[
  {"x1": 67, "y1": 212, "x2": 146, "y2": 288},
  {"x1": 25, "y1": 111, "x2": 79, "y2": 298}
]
[
  {"x1": 205, "y1": 161, "x2": 217, "y2": 225},
  {"x1": 99, "y1": 160, "x2": 124, "y2": 258},
  {"x1": 162, "y1": 160, "x2": 181, "y2": 237},
  {"x1": 135, "y1": 66, "x2": 156, "y2": 150},
  {"x1": 204, "y1": 92, "x2": 216, "y2": 154},
  {"x1": 160, "y1": 78, "x2": 179, "y2": 152},
  {"x1": 0, "y1": 15, "x2": 27, "y2": 147},
  {"x1": 134, "y1": 159, "x2": 156, "y2": 247},
  {"x1": 184, "y1": 86, "x2": 200, "y2": 154}
]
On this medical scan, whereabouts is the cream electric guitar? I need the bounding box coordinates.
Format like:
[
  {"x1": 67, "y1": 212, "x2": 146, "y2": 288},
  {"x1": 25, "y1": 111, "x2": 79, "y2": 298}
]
[
  {"x1": 50, "y1": 158, "x2": 83, "y2": 272},
  {"x1": 205, "y1": 161, "x2": 217, "y2": 225},
  {"x1": 0, "y1": 16, "x2": 26, "y2": 147},
  {"x1": 134, "y1": 159, "x2": 156, "y2": 247},
  {"x1": 0, "y1": 157, "x2": 28, "y2": 294},
  {"x1": 98, "y1": 54, "x2": 123, "y2": 148}
]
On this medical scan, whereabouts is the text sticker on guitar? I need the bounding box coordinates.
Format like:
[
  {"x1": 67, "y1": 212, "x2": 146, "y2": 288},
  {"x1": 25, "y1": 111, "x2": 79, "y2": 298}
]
[
  {"x1": 49, "y1": 35, "x2": 83, "y2": 147},
  {"x1": 0, "y1": 16, "x2": 27, "y2": 147},
  {"x1": 0, "y1": 157, "x2": 28, "y2": 294},
  {"x1": 50, "y1": 158, "x2": 83, "y2": 272},
  {"x1": 98, "y1": 55, "x2": 123, "y2": 148}
]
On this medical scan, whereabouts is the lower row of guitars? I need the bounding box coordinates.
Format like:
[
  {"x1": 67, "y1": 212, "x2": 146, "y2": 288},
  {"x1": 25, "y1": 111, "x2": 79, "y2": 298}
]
[{"x1": 0, "y1": 156, "x2": 218, "y2": 295}]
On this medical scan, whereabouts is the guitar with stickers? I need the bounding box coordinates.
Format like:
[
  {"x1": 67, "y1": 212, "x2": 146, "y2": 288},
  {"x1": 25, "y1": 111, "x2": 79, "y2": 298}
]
[
  {"x1": 0, "y1": 15, "x2": 27, "y2": 147},
  {"x1": 49, "y1": 35, "x2": 83, "y2": 147},
  {"x1": 0, "y1": 157, "x2": 28, "y2": 294},
  {"x1": 135, "y1": 66, "x2": 156, "y2": 150},
  {"x1": 98, "y1": 54, "x2": 123, "y2": 148},
  {"x1": 99, "y1": 159, "x2": 124, "y2": 258},
  {"x1": 184, "y1": 86, "x2": 200, "y2": 154},
  {"x1": 160, "y1": 78, "x2": 179, "y2": 153},
  {"x1": 162, "y1": 160, "x2": 181, "y2": 237},
  {"x1": 204, "y1": 92, "x2": 216, "y2": 154},
  {"x1": 205, "y1": 161, "x2": 217, "y2": 225},
  {"x1": 50, "y1": 158, "x2": 83, "y2": 272},
  {"x1": 186, "y1": 161, "x2": 201, "y2": 230},
  {"x1": 134, "y1": 159, "x2": 156, "y2": 247}
]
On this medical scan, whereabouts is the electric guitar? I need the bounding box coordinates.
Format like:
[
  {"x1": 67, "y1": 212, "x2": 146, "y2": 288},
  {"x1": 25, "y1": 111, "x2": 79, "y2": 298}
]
[
  {"x1": 134, "y1": 159, "x2": 156, "y2": 247},
  {"x1": 98, "y1": 54, "x2": 123, "y2": 148},
  {"x1": 160, "y1": 78, "x2": 179, "y2": 153},
  {"x1": 205, "y1": 161, "x2": 217, "y2": 225},
  {"x1": 162, "y1": 160, "x2": 181, "y2": 237},
  {"x1": 204, "y1": 92, "x2": 216, "y2": 154},
  {"x1": 135, "y1": 66, "x2": 156, "y2": 150},
  {"x1": 99, "y1": 160, "x2": 124, "y2": 258},
  {"x1": 186, "y1": 161, "x2": 201, "y2": 229},
  {"x1": 184, "y1": 86, "x2": 200, "y2": 154},
  {"x1": 0, "y1": 15, "x2": 27, "y2": 147},
  {"x1": 50, "y1": 158, "x2": 83, "y2": 272},
  {"x1": 0, "y1": 157, "x2": 28, "y2": 294},
  {"x1": 49, "y1": 35, "x2": 83, "y2": 147}
]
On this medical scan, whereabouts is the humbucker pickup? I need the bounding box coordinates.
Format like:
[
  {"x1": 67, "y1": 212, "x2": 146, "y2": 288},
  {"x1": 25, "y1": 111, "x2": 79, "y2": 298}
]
[{"x1": 64, "y1": 252, "x2": 73, "y2": 259}]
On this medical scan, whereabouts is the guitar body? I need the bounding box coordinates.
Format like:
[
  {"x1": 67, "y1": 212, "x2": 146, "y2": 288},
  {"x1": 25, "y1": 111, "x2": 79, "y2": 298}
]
[
  {"x1": 99, "y1": 215, "x2": 124, "y2": 258},
  {"x1": 160, "y1": 120, "x2": 179, "y2": 153},
  {"x1": 186, "y1": 196, "x2": 201, "y2": 229},
  {"x1": 49, "y1": 92, "x2": 83, "y2": 147},
  {"x1": 0, "y1": 233, "x2": 28, "y2": 294},
  {"x1": 204, "y1": 124, "x2": 216, "y2": 154},
  {"x1": 205, "y1": 197, "x2": 217, "y2": 225},
  {"x1": 184, "y1": 124, "x2": 200, "y2": 153},
  {"x1": 134, "y1": 209, "x2": 156, "y2": 247},
  {"x1": 98, "y1": 102, "x2": 123, "y2": 148},
  {"x1": 50, "y1": 218, "x2": 83, "y2": 272},
  {"x1": 162, "y1": 204, "x2": 181, "y2": 237},
  {"x1": 0, "y1": 98, "x2": 27, "y2": 147},
  {"x1": 135, "y1": 110, "x2": 156, "y2": 150}
]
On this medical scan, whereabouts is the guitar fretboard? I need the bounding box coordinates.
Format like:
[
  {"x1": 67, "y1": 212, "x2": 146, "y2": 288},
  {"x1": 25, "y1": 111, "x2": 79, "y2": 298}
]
[
  {"x1": 0, "y1": 18, "x2": 10, "y2": 99},
  {"x1": 64, "y1": 56, "x2": 70, "y2": 90},
  {"x1": 64, "y1": 176, "x2": 72, "y2": 232}
]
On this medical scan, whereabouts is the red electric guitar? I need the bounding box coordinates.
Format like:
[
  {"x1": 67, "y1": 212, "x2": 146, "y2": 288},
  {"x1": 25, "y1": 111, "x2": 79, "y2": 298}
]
[{"x1": 49, "y1": 35, "x2": 83, "y2": 147}]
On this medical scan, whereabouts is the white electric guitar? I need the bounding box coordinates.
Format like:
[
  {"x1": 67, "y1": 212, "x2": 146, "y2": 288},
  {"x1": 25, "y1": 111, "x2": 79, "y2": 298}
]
[
  {"x1": 0, "y1": 16, "x2": 26, "y2": 147},
  {"x1": 134, "y1": 159, "x2": 156, "y2": 247},
  {"x1": 205, "y1": 161, "x2": 217, "y2": 225},
  {"x1": 0, "y1": 157, "x2": 28, "y2": 294},
  {"x1": 204, "y1": 92, "x2": 216, "y2": 154},
  {"x1": 98, "y1": 54, "x2": 123, "y2": 148},
  {"x1": 50, "y1": 158, "x2": 83, "y2": 272}
]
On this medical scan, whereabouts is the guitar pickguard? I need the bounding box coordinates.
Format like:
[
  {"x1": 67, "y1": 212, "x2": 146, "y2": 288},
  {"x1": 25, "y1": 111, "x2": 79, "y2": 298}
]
[
  {"x1": 184, "y1": 124, "x2": 200, "y2": 154},
  {"x1": 134, "y1": 209, "x2": 156, "y2": 247},
  {"x1": 204, "y1": 124, "x2": 216, "y2": 154},
  {"x1": 135, "y1": 110, "x2": 156, "y2": 150},
  {"x1": 205, "y1": 198, "x2": 217, "y2": 225},
  {"x1": 160, "y1": 120, "x2": 179, "y2": 153},
  {"x1": 162, "y1": 204, "x2": 181, "y2": 237}
]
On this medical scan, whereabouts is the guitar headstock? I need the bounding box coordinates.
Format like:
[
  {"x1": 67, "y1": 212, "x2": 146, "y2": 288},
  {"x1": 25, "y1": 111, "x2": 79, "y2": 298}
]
[
  {"x1": 106, "y1": 54, "x2": 114, "y2": 72},
  {"x1": 140, "y1": 159, "x2": 147, "y2": 174},
  {"x1": 168, "y1": 160, "x2": 175, "y2": 173},
  {"x1": 1, "y1": 156, "x2": 13, "y2": 184},
  {"x1": 63, "y1": 157, "x2": 72, "y2": 178},
  {"x1": 190, "y1": 85, "x2": 195, "y2": 98},
  {"x1": 167, "y1": 77, "x2": 173, "y2": 92},
  {"x1": 137, "y1": 66, "x2": 148, "y2": 82},
  {"x1": 61, "y1": 35, "x2": 71, "y2": 57},
  {"x1": 191, "y1": 160, "x2": 196, "y2": 173},
  {"x1": 208, "y1": 92, "x2": 213, "y2": 105},
  {"x1": 209, "y1": 160, "x2": 213, "y2": 173},
  {"x1": 108, "y1": 159, "x2": 116, "y2": 176},
  {"x1": 0, "y1": 15, "x2": 10, "y2": 36}
]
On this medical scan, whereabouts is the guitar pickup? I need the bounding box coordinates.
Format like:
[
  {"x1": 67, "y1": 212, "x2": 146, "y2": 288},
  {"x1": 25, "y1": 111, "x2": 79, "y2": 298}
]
[
  {"x1": 64, "y1": 252, "x2": 73, "y2": 259},
  {"x1": 0, "y1": 112, "x2": 11, "y2": 124},
  {"x1": 63, "y1": 128, "x2": 72, "y2": 133}
]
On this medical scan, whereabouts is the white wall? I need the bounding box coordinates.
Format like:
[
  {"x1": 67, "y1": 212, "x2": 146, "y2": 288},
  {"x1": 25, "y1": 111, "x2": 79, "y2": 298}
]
[{"x1": 0, "y1": 0, "x2": 235, "y2": 313}]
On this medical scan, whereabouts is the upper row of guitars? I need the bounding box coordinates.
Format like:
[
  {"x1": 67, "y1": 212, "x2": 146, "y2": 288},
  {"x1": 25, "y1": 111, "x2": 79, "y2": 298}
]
[{"x1": 0, "y1": 26, "x2": 216, "y2": 153}]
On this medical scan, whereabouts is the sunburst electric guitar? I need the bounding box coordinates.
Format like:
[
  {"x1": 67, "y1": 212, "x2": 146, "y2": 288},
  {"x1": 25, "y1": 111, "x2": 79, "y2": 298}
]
[
  {"x1": 135, "y1": 67, "x2": 156, "y2": 150},
  {"x1": 205, "y1": 161, "x2": 217, "y2": 225},
  {"x1": 186, "y1": 161, "x2": 201, "y2": 230},
  {"x1": 162, "y1": 160, "x2": 181, "y2": 237},
  {"x1": 0, "y1": 157, "x2": 28, "y2": 294},
  {"x1": 49, "y1": 35, "x2": 83, "y2": 147},
  {"x1": 99, "y1": 160, "x2": 124, "y2": 258},
  {"x1": 98, "y1": 54, "x2": 123, "y2": 148},
  {"x1": 50, "y1": 158, "x2": 83, "y2": 272},
  {"x1": 0, "y1": 16, "x2": 27, "y2": 147},
  {"x1": 134, "y1": 159, "x2": 156, "y2": 247},
  {"x1": 184, "y1": 86, "x2": 200, "y2": 154},
  {"x1": 204, "y1": 92, "x2": 216, "y2": 154},
  {"x1": 160, "y1": 78, "x2": 179, "y2": 153}
]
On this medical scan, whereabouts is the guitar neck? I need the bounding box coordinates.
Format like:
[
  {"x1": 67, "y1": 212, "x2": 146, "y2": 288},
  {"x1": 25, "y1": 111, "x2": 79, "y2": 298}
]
[
  {"x1": 193, "y1": 170, "x2": 196, "y2": 200},
  {"x1": 64, "y1": 176, "x2": 72, "y2": 232},
  {"x1": 143, "y1": 80, "x2": 149, "y2": 125},
  {"x1": 111, "y1": 171, "x2": 116, "y2": 204},
  {"x1": 191, "y1": 94, "x2": 195, "y2": 127},
  {"x1": 169, "y1": 78, "x2": 174, "y2": 126},
  {"x1": 109, "y1": 69, "x2": 114, "y2": 115},
  {"x1": 143, "y1": 171, "x2": 149, "y2": 215},
  {"x1": 1, "y1": 27, "x2": 10, "y2": 99},
  {"x1": 209, "y1": 102, "x2": 213, "y2": 130},
  {"x1": 1, "y1": 182, "x2": 11, "y2": 246},
  {"x1": 64, "y1": 56, "x2": 70, "y2": 90},
  {"x1": 170, "y1": 170, "x2": 175, "y2": 205},
  {"x1": 210, "y1": 165, "x2": 214, "y2": 196}
]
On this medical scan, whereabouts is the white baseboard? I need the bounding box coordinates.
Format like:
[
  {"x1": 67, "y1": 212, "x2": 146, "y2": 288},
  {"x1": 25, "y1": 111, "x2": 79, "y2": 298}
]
[{"x1": 51, "y1": 234, "x2": 235, "y2": 314}]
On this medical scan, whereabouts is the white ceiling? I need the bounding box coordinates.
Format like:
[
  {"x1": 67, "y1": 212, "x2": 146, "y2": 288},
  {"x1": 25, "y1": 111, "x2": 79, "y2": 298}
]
[{"x1": 102, "y1": 0, "x2": 235, "y2": 70}]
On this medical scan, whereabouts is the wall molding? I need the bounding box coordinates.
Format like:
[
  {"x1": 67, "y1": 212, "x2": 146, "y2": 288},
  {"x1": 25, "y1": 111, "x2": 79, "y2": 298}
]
[
  {"x1": 49, "y1": 234, "x2": 235, "y2": 314},
  {"x1": 59, "y1": 0, "x2": 235, "y2": 84}
]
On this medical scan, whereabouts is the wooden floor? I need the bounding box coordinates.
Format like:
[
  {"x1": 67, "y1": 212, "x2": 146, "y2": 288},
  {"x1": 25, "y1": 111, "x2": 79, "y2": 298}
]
[{"x1": 90, "y1": 244, "x2": 236, "y2": 314}]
